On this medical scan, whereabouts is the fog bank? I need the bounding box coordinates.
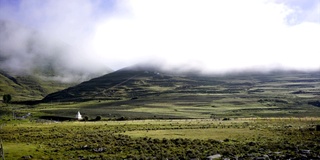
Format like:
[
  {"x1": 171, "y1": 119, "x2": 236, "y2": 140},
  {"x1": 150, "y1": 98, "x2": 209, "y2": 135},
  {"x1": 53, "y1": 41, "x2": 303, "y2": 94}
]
[{"x1": 0, "y1": 0, "x2": 319, "y2": 80}]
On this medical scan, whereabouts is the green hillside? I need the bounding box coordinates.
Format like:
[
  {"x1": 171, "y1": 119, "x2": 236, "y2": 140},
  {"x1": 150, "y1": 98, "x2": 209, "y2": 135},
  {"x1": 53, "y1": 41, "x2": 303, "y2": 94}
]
[
  {"x1": 0, "y1": 19, "x2": 112, "y2": 102},
  {"x1": 0, "y1": 70, "x2": 74, "y2": 101},
  {"x1": 41, "y1": 65, "x2": 320, "y2": 118}
]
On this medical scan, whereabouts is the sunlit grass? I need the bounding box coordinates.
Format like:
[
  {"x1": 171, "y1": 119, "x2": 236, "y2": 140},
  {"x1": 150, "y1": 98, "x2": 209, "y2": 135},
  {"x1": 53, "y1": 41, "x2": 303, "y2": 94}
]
[
  {"x1": 124, "y1": 128, "x2": 276, "y2": 140},
  {"x1": 3, "y1": 143, "x2": 43, "y2": 159},
  {"x1": 1, "y1": 118, "x2": 319, "y2": 159}
]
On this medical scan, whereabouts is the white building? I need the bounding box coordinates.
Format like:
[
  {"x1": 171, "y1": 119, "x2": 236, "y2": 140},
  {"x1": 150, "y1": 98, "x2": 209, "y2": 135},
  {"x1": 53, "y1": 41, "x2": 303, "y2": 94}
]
[{"x1": 76, "y1": 111, "x2": 83, "y2": 120}]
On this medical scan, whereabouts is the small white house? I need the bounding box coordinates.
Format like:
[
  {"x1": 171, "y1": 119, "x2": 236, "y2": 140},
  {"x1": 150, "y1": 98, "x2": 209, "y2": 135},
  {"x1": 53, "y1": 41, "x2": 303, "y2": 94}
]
[{"x1": 76, "y1": 111, "x2": 83, "y2": 120}]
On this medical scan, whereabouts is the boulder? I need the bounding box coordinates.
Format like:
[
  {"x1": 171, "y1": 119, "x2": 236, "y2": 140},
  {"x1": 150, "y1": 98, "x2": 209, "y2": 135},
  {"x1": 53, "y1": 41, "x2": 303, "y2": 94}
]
[{"x1": 207, "y1": 154, "x2": 222, "y2": 160}]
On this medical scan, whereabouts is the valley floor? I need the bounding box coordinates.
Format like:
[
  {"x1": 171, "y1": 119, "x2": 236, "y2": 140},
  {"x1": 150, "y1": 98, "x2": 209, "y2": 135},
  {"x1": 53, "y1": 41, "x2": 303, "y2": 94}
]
[
  {"x1": 0, "y1": 118, "x2": 319, "y2": 159},
  {"x1": 1, "y1": 71, "x2": 319, "y2": 159}
]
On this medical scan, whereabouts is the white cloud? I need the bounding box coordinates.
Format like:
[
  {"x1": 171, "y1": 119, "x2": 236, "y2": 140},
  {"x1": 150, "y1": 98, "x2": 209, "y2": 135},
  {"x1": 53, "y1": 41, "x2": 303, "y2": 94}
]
[
  {"x1": 0, "y1": 0, "x2": 115, "y2": 80},
  {"x1": 1, "y1": 0, "x2": 319, "y2": 75},
  {"x1": 92, "y1": 0, "x2": 320, "y2": 72}
]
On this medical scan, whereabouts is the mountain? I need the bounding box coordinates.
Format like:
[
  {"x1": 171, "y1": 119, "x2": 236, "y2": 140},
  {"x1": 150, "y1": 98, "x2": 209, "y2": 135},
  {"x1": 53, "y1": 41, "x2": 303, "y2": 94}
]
[
  {"x1": 42, "y1": 64, "x2": 320, "y2": 107},
  {"x1": 0, "y1": 19, "x2": 112, "y2": 101},
  {"x1": 0, "y1": 69, "x2": 75, "y2": 101},
  {"x1": 0, "y1": 19, "x2": 112, "y2": 83},
  {"x1": 42, "y1": 65, "x2": 182, "y2": 102}
]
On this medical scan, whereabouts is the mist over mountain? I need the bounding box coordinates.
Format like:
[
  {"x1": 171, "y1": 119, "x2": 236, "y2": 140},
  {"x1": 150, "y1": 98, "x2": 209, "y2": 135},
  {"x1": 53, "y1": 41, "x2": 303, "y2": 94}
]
[
  {"x1": 0, "y1": 20, "x2": 112, "y2": 82},
  {"x1": 0, "y1": 0, "x2": 319, "y2": 84},
  {"x1": 0, "y1": 68, "x2": 75, "y2": 101}
]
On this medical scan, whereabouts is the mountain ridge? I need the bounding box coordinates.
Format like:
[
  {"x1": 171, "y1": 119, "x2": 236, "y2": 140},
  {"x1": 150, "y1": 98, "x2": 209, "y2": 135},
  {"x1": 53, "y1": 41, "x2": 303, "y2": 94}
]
[
  {"x1": 42, "y1": 64, "x2": 320, "y2": 103},
  {"x1": 0, "y1": 19, "x2": 112, "y2": 83},
  {"x1": 0, "y1": 69, "x2": 76, "y2": 101}
]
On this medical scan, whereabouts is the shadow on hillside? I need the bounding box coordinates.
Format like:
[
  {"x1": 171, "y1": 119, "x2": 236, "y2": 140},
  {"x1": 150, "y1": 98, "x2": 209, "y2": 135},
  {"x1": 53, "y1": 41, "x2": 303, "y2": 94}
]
[
  {"x1": 11, "y1": 100, "x2": 42, "y2": 105},
  {"x1": 39, "y1": 116, "x2": 77, "y2": 121}
]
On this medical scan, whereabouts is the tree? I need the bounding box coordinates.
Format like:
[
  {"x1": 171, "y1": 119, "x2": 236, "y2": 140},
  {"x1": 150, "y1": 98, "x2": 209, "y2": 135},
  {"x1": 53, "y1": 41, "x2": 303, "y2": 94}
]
[{"x1": 2, "y1": 94, "x2": 12, "y2": 103}]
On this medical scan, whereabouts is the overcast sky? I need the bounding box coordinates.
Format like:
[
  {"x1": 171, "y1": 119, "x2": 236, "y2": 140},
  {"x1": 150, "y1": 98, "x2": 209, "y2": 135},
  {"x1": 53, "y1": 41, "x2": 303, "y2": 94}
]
[{"x1": 0, "y1": 0, "x2": 319, "y2": 73}]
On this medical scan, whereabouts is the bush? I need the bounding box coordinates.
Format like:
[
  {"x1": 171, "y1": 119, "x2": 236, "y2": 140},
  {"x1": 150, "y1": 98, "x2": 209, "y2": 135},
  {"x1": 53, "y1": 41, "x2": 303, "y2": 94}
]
[
  {"x1": 117, "y1": 116, "x2": 129, "y2": 121},
  {"x1": 3, "y1": 94, "x2": 12, "y2": 103},
  {"x1": 95, "y1": 116, "x2": 102, "y2": 121},
  {"x1": 222, "y1": 117, "x2": 230, "y2": 121}
]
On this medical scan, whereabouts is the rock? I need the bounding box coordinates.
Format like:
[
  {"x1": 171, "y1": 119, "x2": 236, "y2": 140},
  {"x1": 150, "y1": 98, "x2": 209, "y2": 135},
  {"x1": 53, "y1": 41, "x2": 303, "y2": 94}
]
[
  {"x1": 207, "y1": 154, "x2": 222, "y2": 160},
  {"x1": 21, "y1": 155, "x2": 33, "y2": 159},
  {"x1": 93, "y1": 147, "x2": 106, "y2": 153},
  {"x1": 82, "y1": 145, "x2": 89, "y2": 150},
  {"x1": 254, "y1": 155, "x2": 270, "y2": 160},
  {"x1": 300, "y1": 150, "x2": 310, "y2": 154},
  {"x1": 300, "y1": 154, "x2": 308, "y2": 159}
]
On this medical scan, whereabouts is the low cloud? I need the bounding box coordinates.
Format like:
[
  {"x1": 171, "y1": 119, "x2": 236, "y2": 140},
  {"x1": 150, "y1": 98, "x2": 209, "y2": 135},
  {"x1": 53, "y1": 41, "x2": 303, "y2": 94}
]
[
  {"x1": 93, "y1": 0, "x2": 320, "y2": 72},
  {"x1": 0, "y1": 0, "x2": 319, "y2": 80},
  {"x1": 0, "y1": 0, "x2": 116, "y2": 81}
]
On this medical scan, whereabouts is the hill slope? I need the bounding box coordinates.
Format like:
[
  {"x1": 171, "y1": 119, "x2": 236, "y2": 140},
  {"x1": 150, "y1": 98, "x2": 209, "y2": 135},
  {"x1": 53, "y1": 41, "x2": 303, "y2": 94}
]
[
  {"x1": 43, "y1": 65, "x2": 320, "y2": 108},
  {"x1": 0, "y1": 70, "x2": 74, "y2": 101},
  {"x1": 0, "y1": 19, "x2": 111, "y2": 101},
  {"x1": 41, "y1": 65, "x2": 320, "y2": 118},
  {"x1": 0, "y1": 19, "x2": 112, "y2": 83},
  {"x1": 43, "y1": 66, "x2": 180, "y2": 102}
]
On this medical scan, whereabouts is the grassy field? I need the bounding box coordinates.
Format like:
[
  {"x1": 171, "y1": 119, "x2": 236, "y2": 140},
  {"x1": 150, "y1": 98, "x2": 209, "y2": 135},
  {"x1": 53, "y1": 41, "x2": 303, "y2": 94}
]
[
  {"x1": 37, "y1": 71, "x2": 319, "y2": 119},
  {"x1": 0, "y1": 118, "x2": 319, "y2": 159},
  {"x1": 1, "y1": 70, "x2": 320, "y2": 159},
  {"x1": 0, "y1": 70, "x2": 320, "y2": 119},
  {"x1": 1, "y1": 71, "x2": 319, "y2": 121}
]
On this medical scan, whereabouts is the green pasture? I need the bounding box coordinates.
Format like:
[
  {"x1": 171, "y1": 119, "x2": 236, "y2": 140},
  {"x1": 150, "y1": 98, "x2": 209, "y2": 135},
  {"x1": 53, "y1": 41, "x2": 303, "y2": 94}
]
[
  {"x1": 1, "y1": 71, "x2": 319, "y2": 120},
  {"x1": 0, "y1": 118, "x2": 319, "y2": 159},
  {"x1": 124, "y1": 128, "x2": 271, "y2": 140}
]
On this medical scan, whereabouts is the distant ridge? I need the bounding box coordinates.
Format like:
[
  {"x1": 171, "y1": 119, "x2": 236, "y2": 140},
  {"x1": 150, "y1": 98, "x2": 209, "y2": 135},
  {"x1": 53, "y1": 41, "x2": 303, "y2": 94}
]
[
  {"x1": 42, "y1": 63, "x2": 320, "y2": 103},
  {"x1": 0, "y1": 19, "x2": 112, "y2": 83},
  {"x1": 0, "y1": 69, "x2": 74, "y2": 101}
]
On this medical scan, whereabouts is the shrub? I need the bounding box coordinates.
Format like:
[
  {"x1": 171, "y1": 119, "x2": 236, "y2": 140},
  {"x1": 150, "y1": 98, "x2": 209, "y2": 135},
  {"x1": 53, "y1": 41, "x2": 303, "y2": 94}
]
[
  {"x1": 95, "y1": 116, "x2": 102, "y2": 121},
  {"x1": 3, "y1": 94, "x2": 12, "y2": 103},
  {"x1": 223, "y1": 117, "x2": 231, "y2": 121},
  {"x1": 117, "y1": 116, "x2": 128, "y2": 121}
]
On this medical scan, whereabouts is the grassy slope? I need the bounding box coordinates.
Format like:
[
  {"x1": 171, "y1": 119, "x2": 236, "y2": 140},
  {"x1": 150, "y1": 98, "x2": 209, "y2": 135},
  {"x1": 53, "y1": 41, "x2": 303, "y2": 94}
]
[
  {"x1": 1, "y1": 67, "x2": 319, "y2": 159},
  {"x1": 1, "y1": 118, "x2": 319, "y2": 159},
  {"x1": 0, "y1": 71, "x2": 74, "y2": 101},
  {"x1": 37, "y1": 69, "x2": 320, "y2": 119}
]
